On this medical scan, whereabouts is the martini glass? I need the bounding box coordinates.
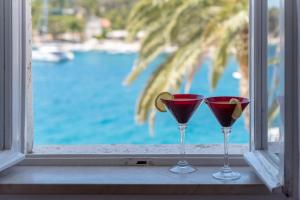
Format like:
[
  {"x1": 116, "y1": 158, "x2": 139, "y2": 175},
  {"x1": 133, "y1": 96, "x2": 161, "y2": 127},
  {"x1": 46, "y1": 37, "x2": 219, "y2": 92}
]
[
  {"x1": 205, "y1": 96, "x2": 249, "y2": 181},
  {"x1": 162, "y1": 94, "x2": 204, "y2": 174}
]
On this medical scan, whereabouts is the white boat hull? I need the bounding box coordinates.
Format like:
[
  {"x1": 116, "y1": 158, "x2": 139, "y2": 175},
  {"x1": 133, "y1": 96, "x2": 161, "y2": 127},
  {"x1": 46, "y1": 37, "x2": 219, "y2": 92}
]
[{"x1": 32, "y1": 45, "x2": 74, "y2": 63}]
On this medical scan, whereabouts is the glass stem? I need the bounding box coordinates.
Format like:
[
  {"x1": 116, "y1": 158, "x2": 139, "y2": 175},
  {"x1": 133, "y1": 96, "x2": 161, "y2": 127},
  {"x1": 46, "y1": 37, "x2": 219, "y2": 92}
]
[
  {"x1": 222, "y1": 127, "x2": 232, "y2": 171},
  {"x1": 178, "y1": 123, "x2": 187, "y2": 163}
]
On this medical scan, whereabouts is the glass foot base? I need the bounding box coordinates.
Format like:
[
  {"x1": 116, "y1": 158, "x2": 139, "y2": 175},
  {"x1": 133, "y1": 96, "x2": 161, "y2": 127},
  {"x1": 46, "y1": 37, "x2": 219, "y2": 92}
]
[
  {"x1": 212, "y1": 170, "x2": 241, "y2": 181},
  {"x1": 169, "y1": 160, "x2": 196, "y2": 174}
]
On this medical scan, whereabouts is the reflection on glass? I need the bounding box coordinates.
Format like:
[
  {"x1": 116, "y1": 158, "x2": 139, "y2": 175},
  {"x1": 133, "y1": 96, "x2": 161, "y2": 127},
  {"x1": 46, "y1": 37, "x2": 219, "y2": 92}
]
[{"x1": 267, "y1": 0, "x2": 284, "y2": 156}]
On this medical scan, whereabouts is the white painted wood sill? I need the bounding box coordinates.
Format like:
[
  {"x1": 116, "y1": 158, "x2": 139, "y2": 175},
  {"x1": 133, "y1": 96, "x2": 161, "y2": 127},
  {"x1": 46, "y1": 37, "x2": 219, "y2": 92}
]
[
  {"x1": 0, "y1": 165, "x2": 270, "y2": 195},
  {"x1": 32, "y1": 144, "x2": 249, "y2": 155}
]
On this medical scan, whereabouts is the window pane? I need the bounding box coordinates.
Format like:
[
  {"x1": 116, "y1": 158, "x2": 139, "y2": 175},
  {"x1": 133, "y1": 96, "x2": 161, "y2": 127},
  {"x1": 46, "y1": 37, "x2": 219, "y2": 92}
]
[
  {"x1": 31, "y1": 0, "x2": 249, "y2": 148},
  {"x1": 267, "y1": 0, "x2": 284, "y2": 156}
]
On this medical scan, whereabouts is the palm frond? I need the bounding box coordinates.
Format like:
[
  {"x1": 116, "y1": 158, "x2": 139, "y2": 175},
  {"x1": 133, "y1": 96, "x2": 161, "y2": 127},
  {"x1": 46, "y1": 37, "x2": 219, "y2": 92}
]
[
  {"x1": 268, "y1": 101, "x2": 280, "y2": 127},
  {"x1": 210, "y1": 30, "x2": 234, "y2": 89},
  {"x1": 184, "y1": 53, "x2": 206, "y2": 93},
  {"x1": 124, "y1": 24, "x2": 167, "y2": 85},
  {"x1": 124, "y1": 0, "x2": 250, "y2": 127},
  {"x1": 127, "y1": 0, "x2": 182, "y2": 41},
  {"x1": 125, "y1": 1, "x2": 189, "y2": 85},
  {"x1": 136, "y1": 35, "x2": 208, "y2": 123},
  {"x1": 210, "y1": 11, "x2": 248, "y2": 88}
]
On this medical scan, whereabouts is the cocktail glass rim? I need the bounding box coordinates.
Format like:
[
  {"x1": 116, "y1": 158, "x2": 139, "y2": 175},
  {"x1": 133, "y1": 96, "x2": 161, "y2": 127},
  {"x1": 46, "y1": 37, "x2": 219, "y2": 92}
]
[
  {"x1": 161, "y1": 94, "x2": 205, "y2": 102},
  {"x1": 205, "y1": 96, "x2": 250, "y2": 104}
]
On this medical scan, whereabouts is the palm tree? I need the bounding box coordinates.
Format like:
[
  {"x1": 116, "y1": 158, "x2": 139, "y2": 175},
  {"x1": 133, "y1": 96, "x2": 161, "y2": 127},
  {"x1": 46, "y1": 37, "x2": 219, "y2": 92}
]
[{"x1": 124, "y1": 0, "x2": 249, "y2": 129}]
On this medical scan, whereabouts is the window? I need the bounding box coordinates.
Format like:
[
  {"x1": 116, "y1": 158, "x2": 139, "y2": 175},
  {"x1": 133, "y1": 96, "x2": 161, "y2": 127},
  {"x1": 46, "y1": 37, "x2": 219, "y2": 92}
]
[
  {"x1": 0, "y1": 0, "x2": 299, "y2": 198},
  {"x1": 0, "y1": 0, "x2": 25, "y2": 171},
  {"x1": 245, "y1": 0, "x2": 299, "y2": 196},
  {"x1": 267, "y1": 0, "x2": 283, "y2": 159},
  {"x1": 30, "y1": 0, "x2": 250, "y2": 155}
]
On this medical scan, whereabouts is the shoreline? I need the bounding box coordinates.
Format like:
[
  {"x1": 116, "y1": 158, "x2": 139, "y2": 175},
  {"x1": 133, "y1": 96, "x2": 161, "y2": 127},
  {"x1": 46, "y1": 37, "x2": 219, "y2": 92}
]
[
  {"x1": 34, "y1": 39, "x2": 140, "y2": 53},
  {"x1": 33, "y1": 39, "x2": 176, "y2": 54}
]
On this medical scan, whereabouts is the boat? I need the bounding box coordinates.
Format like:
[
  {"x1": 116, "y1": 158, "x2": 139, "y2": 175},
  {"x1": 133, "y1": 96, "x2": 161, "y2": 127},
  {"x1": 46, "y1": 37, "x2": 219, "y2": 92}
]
[
  {"x1": 32, "y1": 46, "x2": 74, "y2": 63},
  {"x1": 32, "y1": 0, "x2": 74, "y2": 63},
  {"x1": 232, "y1": 71, "x2": 241, "y2": 79}
]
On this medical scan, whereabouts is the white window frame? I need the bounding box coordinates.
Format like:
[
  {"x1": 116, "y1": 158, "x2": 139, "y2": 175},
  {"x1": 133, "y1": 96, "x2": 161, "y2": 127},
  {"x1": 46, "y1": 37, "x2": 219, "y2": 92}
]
[
  {"x1": 245, "y1": 0, "x2": 299, "y2": 197},
  {"x1": 0, "y1": 0, "x2": 26, "y2": 171},
  {"x1": 282, "y1": 0, "x2": 299, "y2": 197},
  {"x1": 1, "y1": 0, "x2": 299, "y2": 198}
]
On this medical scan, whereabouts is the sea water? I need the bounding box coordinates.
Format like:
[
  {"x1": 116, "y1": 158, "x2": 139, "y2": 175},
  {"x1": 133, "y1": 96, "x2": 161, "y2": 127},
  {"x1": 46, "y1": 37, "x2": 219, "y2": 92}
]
[{"x1": 33, "y1": 52, "x2": 249, "y2": 145}]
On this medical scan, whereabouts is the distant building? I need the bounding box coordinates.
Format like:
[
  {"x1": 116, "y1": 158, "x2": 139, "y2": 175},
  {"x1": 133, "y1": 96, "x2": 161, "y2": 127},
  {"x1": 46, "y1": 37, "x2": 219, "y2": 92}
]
[
  {"x1": 106, "y1": 30, "x2": 127, "y2": 40},
  {"x1": 85, "y1": 17, "x2": 102, "y2": 40}
]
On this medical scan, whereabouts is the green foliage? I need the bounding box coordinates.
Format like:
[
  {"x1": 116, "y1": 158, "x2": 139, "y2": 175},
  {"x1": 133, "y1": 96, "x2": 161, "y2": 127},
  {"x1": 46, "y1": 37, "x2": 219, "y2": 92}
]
[
  {"x1": 97, "y1": 0, "x2": 138, "y2": 30},
  {"x1": 105, "y1": 8, "x2": 128, "y2": 30},
  {"x1": 31, "y1": 0, "x2": 43, "y2": 30},
  {"x1": 75, "y1": 0, "x2": 102, "y2": 16},
  {"x1": 32, "y1": 0, "x2": 138, "y2": 34},
  {"x1": 75, "y1": 0, "x2": 137, "y2": 18},
  {"x1": 268, "y1": 8, "x2": 280, "y2": 37},
  {"x1": 125, "y1": 0, "x2": 249, "y2": 125},
  {"x1": 94, "y1": 29, "x2": 108, "y2": 40},
  {"x1": 48, "y1": 15, "x2": 85, "y2": 39}
]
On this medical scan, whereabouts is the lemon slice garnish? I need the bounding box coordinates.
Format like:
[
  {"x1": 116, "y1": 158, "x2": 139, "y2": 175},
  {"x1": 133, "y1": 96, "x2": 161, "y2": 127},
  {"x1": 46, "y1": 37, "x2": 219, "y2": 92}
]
[
  {"x1": 155, "y1": 92, "x2": 173, "y2": 112},
  {"x1": 230, "y1": 98, "x2": 242, "y2": 119}
]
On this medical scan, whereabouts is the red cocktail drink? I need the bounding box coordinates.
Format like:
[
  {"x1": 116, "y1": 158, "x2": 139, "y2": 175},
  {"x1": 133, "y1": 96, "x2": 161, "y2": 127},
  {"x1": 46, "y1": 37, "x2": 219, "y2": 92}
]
[
  {"x1": 205, "y1": 96, "x2": 249, "y2": 127},
  {"x1": 205, "y1": 96, "x2": 249, "y2": 181},
  {"x1": 160, "y1": 94, "x2": 204, "y2": 174},
  {"x1": 162, "y1": 94, "x2": 202, "y2": 124}
]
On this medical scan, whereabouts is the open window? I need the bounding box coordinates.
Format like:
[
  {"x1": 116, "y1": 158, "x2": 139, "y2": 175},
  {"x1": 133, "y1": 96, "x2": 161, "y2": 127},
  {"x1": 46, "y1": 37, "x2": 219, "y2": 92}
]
[
  {"x1": 0, "y1": 0, "x2": 299, "y2": 198},
  {"x1": 245, "y1": 0, "x2": 299, "y2": 196},
  {"x1": 29, "y1": 0, "x2": 250, "y2": 155}
]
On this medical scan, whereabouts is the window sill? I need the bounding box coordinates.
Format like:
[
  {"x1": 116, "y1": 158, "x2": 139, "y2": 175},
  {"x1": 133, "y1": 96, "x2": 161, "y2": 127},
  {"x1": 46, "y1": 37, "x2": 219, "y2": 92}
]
[
  {"x1": 25, "y1": 144, "x2": 249, "y2": 166},
  {"x1": 0, "y1": 165, "x2": 270, "y2": 195},
  {"x1": 32, "y1": 144, "x2": 249, "y2": 155}
]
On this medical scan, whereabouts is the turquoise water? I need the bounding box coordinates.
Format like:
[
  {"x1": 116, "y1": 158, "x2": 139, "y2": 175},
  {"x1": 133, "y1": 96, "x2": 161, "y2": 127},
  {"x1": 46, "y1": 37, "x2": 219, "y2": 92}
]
[{"x1": 33, "y1": 52, "x2": 249, "y2": 145}]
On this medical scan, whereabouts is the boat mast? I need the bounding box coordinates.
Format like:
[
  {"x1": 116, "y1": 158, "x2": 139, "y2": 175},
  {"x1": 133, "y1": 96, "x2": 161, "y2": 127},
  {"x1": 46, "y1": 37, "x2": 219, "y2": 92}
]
[{"x1": 40, "y1": 0, "x2": 48, "y2": 35}]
